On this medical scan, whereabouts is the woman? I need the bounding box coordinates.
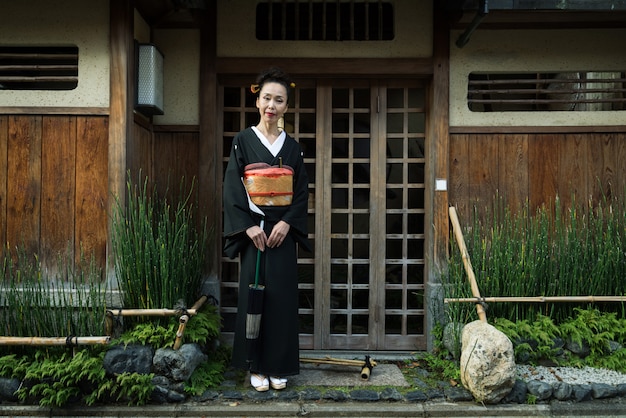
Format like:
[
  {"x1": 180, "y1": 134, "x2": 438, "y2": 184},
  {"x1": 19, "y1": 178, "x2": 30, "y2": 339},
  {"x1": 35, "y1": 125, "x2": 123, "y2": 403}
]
[{"x1": 223, "y1": 67, "x2": 310, "y2": 391}]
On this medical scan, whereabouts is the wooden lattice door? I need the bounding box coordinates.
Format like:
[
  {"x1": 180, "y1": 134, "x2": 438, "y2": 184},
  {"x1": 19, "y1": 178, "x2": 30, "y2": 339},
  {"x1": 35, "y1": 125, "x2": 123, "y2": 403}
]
[{"x1": 220, "y1": 78, "x2": 427, "y2": 351}]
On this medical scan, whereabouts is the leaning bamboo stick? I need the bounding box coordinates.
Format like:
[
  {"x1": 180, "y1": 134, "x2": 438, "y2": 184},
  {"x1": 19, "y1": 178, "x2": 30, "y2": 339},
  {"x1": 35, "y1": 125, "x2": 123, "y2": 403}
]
[
  {"x1": 0, "y1": 336, "x2": 110, "y2": 346},
  {"x1": 446, "y1": 296, "x2": 626, "y2": 304},
  {"x1": 449, "y1": 206, "x2": 487, "y2": 322}
]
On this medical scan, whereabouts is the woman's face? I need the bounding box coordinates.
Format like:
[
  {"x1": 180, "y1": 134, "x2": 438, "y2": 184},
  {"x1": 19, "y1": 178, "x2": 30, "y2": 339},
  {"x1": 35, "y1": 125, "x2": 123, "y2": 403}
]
[{"x1": 256, "y1": 82, "x2": 288, "y2": 125}]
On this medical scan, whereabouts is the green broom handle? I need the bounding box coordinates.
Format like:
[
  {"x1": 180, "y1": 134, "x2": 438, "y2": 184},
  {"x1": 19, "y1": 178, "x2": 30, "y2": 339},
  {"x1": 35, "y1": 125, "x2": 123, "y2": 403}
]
[{"x1": 254, "y1": 218, "x2": 265, "y2": 288}]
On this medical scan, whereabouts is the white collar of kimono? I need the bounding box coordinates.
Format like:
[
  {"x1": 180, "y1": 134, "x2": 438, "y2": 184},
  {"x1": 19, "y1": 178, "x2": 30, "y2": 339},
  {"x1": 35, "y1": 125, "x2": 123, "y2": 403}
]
[{"x1": 252, "y1": 126, "x2": 286, "y2": 157}]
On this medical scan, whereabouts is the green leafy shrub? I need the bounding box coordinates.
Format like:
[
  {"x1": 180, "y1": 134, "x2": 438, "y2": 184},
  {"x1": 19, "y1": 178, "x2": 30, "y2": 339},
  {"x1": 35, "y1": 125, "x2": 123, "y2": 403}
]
[
  {"x1": 184, "y1": 360, "x2": 225, "y2": 396},
  {"x1": 1, "y1": 348, "x2": 153, "y2": 408}
]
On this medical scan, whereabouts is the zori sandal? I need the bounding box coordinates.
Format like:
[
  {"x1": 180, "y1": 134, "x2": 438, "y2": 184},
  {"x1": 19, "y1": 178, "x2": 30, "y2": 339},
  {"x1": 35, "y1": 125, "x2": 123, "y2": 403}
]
[
  {"x1": 250, "y1": 373, "x2": 269, "y2": 392},
  {"x1": 270, "y1": 376, "x2": 287, "y2": 390}
]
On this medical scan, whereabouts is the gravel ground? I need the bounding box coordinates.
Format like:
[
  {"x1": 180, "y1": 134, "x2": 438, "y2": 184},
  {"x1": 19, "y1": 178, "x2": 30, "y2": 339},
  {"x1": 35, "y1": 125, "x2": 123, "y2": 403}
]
[{"x1": 517, "y1": 364, "x2": 626, "y2": 386}]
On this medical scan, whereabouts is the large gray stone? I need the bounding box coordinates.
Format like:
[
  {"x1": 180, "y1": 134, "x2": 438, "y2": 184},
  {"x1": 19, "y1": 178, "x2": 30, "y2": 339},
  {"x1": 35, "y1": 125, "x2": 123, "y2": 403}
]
[
  {"x1": 103, "y1": 344, "x2": 154, "y2": 375},
  {"x1": 460, "y1": 320, "x2": 517, "y2": 404},
  {"x1": 153, "y1": 343, "x2": 207, "y2": 382},
  {"x1": 0, "y1": 377, "x2": 20, "y2": 401}
]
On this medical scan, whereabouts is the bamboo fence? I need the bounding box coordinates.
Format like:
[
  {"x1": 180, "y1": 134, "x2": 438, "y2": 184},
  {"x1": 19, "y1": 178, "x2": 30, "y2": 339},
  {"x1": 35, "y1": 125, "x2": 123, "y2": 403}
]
[{"x1": 0, "y1": 295, "x2": 209, "y2": 349}]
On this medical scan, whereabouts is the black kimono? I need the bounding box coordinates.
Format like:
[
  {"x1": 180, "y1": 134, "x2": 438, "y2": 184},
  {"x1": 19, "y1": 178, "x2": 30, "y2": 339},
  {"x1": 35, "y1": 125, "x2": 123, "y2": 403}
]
[{"x1": 223, "y1": 127, "x2": 310, "y2": 377}]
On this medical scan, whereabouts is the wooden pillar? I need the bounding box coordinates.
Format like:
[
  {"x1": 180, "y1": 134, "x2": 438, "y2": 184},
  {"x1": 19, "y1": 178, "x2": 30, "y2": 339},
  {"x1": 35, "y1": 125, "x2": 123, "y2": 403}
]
[
  {"x1": 426, "y1": 2, "x2": 451, "y2": 350},
  {"x1": 108, "y1": 0, "x2": 133, "y2": 283},
  {"x1": 197, "y1": 3, "x2": 219, "y2": 279}
]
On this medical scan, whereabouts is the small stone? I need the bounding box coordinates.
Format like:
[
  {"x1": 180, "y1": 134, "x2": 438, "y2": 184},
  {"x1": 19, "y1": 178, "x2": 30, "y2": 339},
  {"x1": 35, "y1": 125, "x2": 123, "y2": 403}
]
[
  {"x1": 412, "y1": 377, "x2": 429, "y2": 388},
  {"x1": 502, "y1": 380, "x2": 527, "y2": 404},
  {"x1": 194, "y1": 390, "x2": 219, "y2": 402},
  {"x1": 607, "y1": 341, "x2": 622, "y2": 353},
  {"x1": 443, "y1": 322, "x2": 464, "y2": 358},
  {"x1": 349, "y1": 389, "x2": 379, "y2": 401},
  {"x1": 552, "y1": 382, "x2": 572, "y2": 401},
  {"x1": 322, "y1": 389, "x2": 348, "y2": 402},
  {"x1": 300, "y1": 387, "x2": 321, "y2": 400},
  {"x1": 221, "y1": 390, "x2": 244, "y2": 400},
  {"x1": 276, "y1": 390, "x2": 299, "y2": 401},
  {"x1": 571, "y1": 384, "x2": 592, "y2": 402},
  {"x1": 566, "y1": 338, "x2": 590, "y2": 357},
  {"x1": 405, "y1": 390, "x2": 428, "y2": 402},
  {"x1": 591, "y1": 383, "x2": 618, "y2": 399},
  {"x1": 380, "y1": 387, "x2": 403, "y2": 401},
  {"x1": 247, "y1": 389, "x2": 274, "y2": 401},
  {"x1": 445, "y1": 386, "x2": 474, "y2": 402},
  {"x1": 527, "y1": 380, "x2": 553, "y2": 401},
  {"x1": 426, "y1": 388, "x2": 444, "y2": 399}
]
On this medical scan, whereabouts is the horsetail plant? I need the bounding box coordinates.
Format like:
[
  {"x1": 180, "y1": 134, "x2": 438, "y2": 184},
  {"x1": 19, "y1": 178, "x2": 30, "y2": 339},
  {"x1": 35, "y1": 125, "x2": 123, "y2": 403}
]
[
  {"x1": 0, "y1": 245, "x2": 107, "y2": 341},
  {"x1": 111, "y1": 174, "x2": 208, "y2": 320},
  {"x1": 447, "y1": 192, "x2": 626, "y2": 324}
]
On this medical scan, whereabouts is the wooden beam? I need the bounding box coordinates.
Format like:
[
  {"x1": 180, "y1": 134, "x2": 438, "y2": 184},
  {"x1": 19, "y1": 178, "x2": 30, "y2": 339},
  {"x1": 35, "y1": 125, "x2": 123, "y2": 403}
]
[{"x1": 215, "y1": 58, "x2": 433, "y2": 77}]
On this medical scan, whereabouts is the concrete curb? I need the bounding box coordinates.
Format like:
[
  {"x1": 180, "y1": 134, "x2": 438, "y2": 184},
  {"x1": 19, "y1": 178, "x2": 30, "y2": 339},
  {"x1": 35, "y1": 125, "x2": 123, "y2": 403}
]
[{"x1": 2, "y1": 399, "x2": 626, "y2": 417}]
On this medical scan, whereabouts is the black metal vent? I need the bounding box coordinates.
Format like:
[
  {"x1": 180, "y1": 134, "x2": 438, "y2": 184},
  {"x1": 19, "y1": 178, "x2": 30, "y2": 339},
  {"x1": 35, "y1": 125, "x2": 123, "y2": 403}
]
[
  {"x1": 256, "y1": 0, "x2": 394, "y2": 41},
  {"x1": 468, "y1": 71, "x2": 626, "y2": 111},
  {"x1": 0, "y1": 46, "x2": 79, "y2": 91}
]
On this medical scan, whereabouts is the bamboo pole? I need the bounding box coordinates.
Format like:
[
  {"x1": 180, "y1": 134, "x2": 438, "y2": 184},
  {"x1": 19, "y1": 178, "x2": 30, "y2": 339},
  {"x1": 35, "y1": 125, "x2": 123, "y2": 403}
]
[
  {"x1": 0, "y1": 336, "x2": 110, "y2": 346},
  {"x1": 173, "y1": 314, "x2": 189, "y2": 350},
  {"x1": 106, "y1": 307, "x2": 203, "y2": 317},
  {"x1": 300, "y1": 356, "x2": 377, "y2": 380},
  {"x1": 449, "y1": 206, "x2": 487, "y2": 321},
  {"x1": 300, "y1": 357, "x2": 377, "y2": 367},
  {"x1": 446, "y1": 296, "x2": 626, "y2": 304},
  {"x1": 107, "y1": 295, "x2": 210, "y2": 317}
]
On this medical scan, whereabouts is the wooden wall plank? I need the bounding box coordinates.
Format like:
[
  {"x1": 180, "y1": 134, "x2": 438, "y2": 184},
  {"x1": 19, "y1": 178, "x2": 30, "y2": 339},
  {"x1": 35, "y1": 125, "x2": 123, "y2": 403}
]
[
  {"x1": 468, "y1": 134, "x2": 498, "y2": 217},
  {"x1": 529, "y1": 134, "x2": 560, "y2": 211},
  {"x1": 498, "y1": 134, "x2": 529, "y2": 212},
  {"x1": 153, "y1": 131, "x2": 200, "y2": 205},
  {"x1": 154, "y1": 131, "x2": 176, "y2": 200},
  {"x1": 7, "y1": 116, "x2": 41, "y2": 256},
  {"x1": 617, "y1": 133, "x2": 626, "y2": 197},
  {"x1": 128, "y1": 122, "x2": 153, "y2": 186},
  {"x1": 449, "y1": 134, "x2": 470, "y2": 223},
  {"x1": 588, "y1": 133, "x2": 617, "y2": 202},
  {"x1": 558, "y1": 133, "x2": 588, "y2": 209},
  {"x1": 75, "y1": 116, "x2": 108, "y2": 270},
  {"x1": 0, "y1": 116, "x2": 7, "y2": 247},
  {"x1": 41, "y1": 116, "x2": 76, "y2": 273}
]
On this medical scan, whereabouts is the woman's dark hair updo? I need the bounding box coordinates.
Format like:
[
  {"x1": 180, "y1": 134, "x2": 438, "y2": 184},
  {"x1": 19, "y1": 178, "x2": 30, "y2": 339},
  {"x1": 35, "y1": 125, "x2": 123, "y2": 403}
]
[{"x1": 250, "y1": 67, "x2": 294, "y2": 103}]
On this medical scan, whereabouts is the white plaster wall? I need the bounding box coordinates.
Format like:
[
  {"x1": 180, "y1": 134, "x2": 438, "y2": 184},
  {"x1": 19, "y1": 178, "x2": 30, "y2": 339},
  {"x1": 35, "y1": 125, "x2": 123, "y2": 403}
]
[
  {"x1": 152, "y1": 29, "x2": 200, "y2": 125},
  {"x1": 217, "y1": 0, "x2": 432, "y2": 58},
  {"x1": 0, "y1": 0, "x2": 110, "y2": 108},
  {"x1": 450, "y1": 28, "x2": 626, "y2": 127}
]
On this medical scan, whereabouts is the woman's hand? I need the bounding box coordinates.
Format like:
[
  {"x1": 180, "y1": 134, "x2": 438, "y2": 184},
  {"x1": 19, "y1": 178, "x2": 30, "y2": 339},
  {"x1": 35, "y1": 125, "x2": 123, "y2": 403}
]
[
  {"x1": 246, "y1": 225, "x2": 268, "y2": 251},
  {"x1": 267, "y1": 220, "x2": 290, "y2": 248}
]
